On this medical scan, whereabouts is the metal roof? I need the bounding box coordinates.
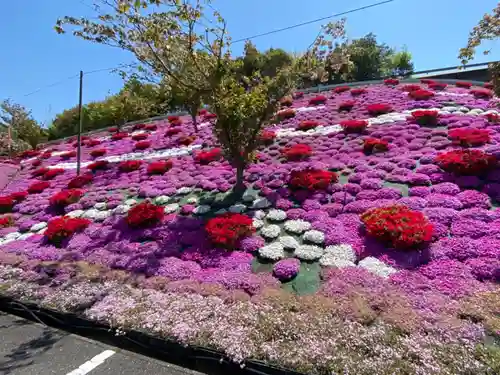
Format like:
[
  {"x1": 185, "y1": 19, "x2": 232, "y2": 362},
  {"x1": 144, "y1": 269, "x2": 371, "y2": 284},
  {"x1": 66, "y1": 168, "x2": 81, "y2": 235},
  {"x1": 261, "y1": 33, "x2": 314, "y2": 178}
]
[{"x1": 411, "y1": 61, "x2": 493, "y2": 79}]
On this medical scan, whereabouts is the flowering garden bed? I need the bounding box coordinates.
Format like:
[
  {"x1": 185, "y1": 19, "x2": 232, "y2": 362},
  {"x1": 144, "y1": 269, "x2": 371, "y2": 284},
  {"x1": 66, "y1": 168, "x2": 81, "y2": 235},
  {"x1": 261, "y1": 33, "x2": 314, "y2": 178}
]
[{"x1": 0, "y1": 81, "x2": 499, "y2": 374}]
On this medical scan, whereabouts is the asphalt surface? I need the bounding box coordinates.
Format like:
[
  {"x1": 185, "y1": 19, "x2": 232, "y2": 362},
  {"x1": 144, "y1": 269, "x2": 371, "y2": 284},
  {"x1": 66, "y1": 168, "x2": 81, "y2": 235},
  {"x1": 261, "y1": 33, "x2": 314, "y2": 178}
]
[{"x1": 0, "y1": 312, "x2": 206, "y2": 375}]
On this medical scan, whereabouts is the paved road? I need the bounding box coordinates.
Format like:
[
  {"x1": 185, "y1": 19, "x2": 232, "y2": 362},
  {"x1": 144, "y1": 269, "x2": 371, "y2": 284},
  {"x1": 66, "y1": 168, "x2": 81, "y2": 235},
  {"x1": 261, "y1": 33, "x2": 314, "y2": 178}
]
[{"x1": 0, "y1": 312, "x2": 205, "y2": 375}]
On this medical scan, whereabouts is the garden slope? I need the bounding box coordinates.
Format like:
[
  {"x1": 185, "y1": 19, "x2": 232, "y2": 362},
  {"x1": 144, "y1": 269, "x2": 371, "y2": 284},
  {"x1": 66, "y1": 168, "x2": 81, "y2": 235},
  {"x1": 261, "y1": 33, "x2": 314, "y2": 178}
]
[{"x1": 0, "y1": 82, "x2": 499, "y2": 374}]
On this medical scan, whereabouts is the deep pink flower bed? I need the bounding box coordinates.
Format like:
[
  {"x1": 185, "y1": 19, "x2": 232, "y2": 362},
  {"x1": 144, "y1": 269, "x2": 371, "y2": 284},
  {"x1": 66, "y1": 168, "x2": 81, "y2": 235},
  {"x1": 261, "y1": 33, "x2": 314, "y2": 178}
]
[{"x1": 0, "y1": 81, "x2": 499, "y2": 374}]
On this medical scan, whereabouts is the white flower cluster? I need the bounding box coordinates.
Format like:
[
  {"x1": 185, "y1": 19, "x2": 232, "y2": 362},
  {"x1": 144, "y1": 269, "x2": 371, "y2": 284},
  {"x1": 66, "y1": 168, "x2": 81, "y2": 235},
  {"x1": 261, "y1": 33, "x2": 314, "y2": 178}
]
[
  {"x1": 302, "y1": 230, "x2": 325, "y2": 244},
  {"x1": 294, "y1": 245, "x2": 324, "y2": 260},
  {"x1": 319, "y1": 244, "x2": 357, "y2": 267},
  {"x1": 66, "y1": 210, "x2": 84, "y2": 218},
  {"x1": 251, "y1": 197, "x2": 271, "y2": 209},
  {"x1": 266, "y1": 209, "x2": 287, "y2": 222},
  {"x1": 193, "y1": 205, "x2": 211, "y2": 215},
  {"x1": 279, "y1": 236, "x2": 299, "y2": 249},
  {"x1": 260, "y1": 224, "x2": 281, "y2": 239},
  {"x1": 229, "y1": 204, "x2": 246, "y2": 213},
  {"x1": 113, "y1": 205, "x2": 131, "y2": 215},
  {"x1": 94, "y1": 202, "x2": 107, "y2": 211},
  {"x1": 82, "y1": 208, "x2": 110, "y2": 222},
  {"x1": 164, "y1": 203, "x2": 180, "y2": 213},
  {"x1": 358, "y1": 256, "x2": 397, "y2": 278},
  {"x1": 253, "y1": 210, "x2": 267, "y2": 220},
  {"x1": 176, "y1": 187, "x2": 193, "y2": 195},
  {"x1": 155, "y1": 195, "x2": 170, "y2": 205},
  {"x1": 30, "y1": 222, "x2": 47, "y2": 232},
  {"x1": 259, "y1": 242, "x2": 285, "y2": 260},
  {"x1": 284, "y1": 220, "x2": 311, "y2": 234},
  {"x1": 252, "y1": 218, "x2": 265, "y2": 229},
  {"x1": 124, "y1": 199, "x2": 137, "y2": 206}
]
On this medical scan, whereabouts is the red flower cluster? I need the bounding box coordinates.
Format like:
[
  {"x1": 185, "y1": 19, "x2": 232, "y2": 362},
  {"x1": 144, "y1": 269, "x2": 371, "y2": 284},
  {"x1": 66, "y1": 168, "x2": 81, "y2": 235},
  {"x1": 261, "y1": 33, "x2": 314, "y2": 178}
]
[
  {"x1": 412, "y1": 110, "x2": 439, "y2": 126},
  {"x1": 28, "y1": 181, "x2": 50, "y2": 194},
  {"x1": 147, "y1": 160, "x2": 173, "y2": 175},
  {"x1": 86, "y1": 139, "x2": 102, "y2": 147},
  {"x1": 420, "y1": 79, "x2": 435, "y2": 84},
  {"x1": 195, "y1": 148, "x2": 222, "y2": 165},
  {"x1": 144, "y1": 124, "x2": 158, "y2": 131},
  {"x1": 486, "y1": 113, "x2": 500, "y2": 123},
  {"x1": 50, "y1": 189, "x2": 84, "y2": 207},
  {"x1": 351, "y1": 88, "x2": 367, "y2": 96},
  {"x1": 293, "y1": 91, "x2": 304, "y2": 99},
  {"x1": 308, "y1": 95, "x2": 327, "y2": 106},
  {"x1": 87, "y1": 160, "x2": 109, "y2": 171},
  {"x1": 361, "y1": 205, "x2": 434, "y2": 249},
  {"x1": 60, "y1": 151, "x2": 76, "y2": 160},
  {"x1": 363, "y1": 138, "x2": 389, "y2": 153},
  {"x1": 43, "y1": 168, "x2": 65, "y2": 180},
  {"x1": 484, "y1": 82, "x2": 494, "y2": 89},
  {"x1": 68, "y1": 174, "x2": 93, "y2": 188},
  {"x1": 471, "y1": 88, "x2": 493, "y2": 99},
  {"x1": 428, "y1": 82, "x2": 447, "y2": 91},
  {"x1": 205, "y1": 213, "x2": 254, "y2": 249},
  {"x1": 31, "y1": 159, "x2": 42, "y2": 167},
  {"x1": 340, "y1": 119, "x2": 368, "y2": 134},
  {"x1": 40, "y1": 151, "x2": 52, "y2": 159},
  {"x1": 289, "y1": 169, "x2": 337, "y2": 190},
  {"x1": 178, "y1": 136, "x2": 196, "y2": 146},
  {"x1": 165, "y1": 128, "x2": 182, "y2": 136},
  {"x1": 367, "y1": 103, "x2": 392, "y2": 116},
  {"x1": 135, "y1": 140, "x2": 151, "y2": 150},
  {"x1": 0, "y1": 196, "x2": 14, "y2": 213},
  {"x1": 132, "y1": 133, "x2": 149, "y2": 141},
  {"x1": 19, "y1": 150, "x2": 40, "y2": 158},
  {"x1": 168, "y1": 115, "x2": 180, "y2": 122},
  {"x1": 333, "y1": 86, "x2": 350, "y2": 94},
  {"x1": 448, "y1": 128, "x2": 491, "y2": 147},
  {"x1": 401, "y1": 84, "x2": 421, "y2": 92},
  {"x1": 384, "y1": 78, "x2": 399, "y2": 86},
  {"x1": 436, "y1": 149, "x2": 496, "y2": 175},
  {"x1": 297, "y1": 120, "x2": 320, "y2": 131},
  {"x1": 118, "y1": 160, "x2": 143, "y2": 172},
  {"x1": 170, "y1": 118, "x2": 182, "y2": 126},
  {"x1": 111, "y1": 132, "x2": 129, "y2": 141},
  {"x1": 90, "y1": 149, "x2": 107, "y2": 157},
  {"x1": 45, "y1": 216, "x2": 91, "y2": 246},
  {"x1": 259, "y1": 130, "x2": 276, "y2": 144},
  {"x1": 108, "y1": 127, "x2": 118, "y2": 133},
  {"x1": 32, "y1": 167, "x2": 49, "y2": 177},
  {"x1": 126, "y1": 201, "x2": 165, "y2": 228},
  {"x1": 456, "y1": 81, "x2": 472, "y2": 89},
  {"x1": 133, "y1": 123, "x2": 146, "y2": 131},
  {"x1": 10, "y1": 191, "x2": 28, "y2": 202},
  {"x1": 277, "y1": 108, "x2": 296, "y2": 120},
  {"x1": 338, "y1": 100, "x2": 356, "y2": 112},
  {"x1": 282, "y1": 144, "x2": 312, "y2": 161},
  {"x1": 0, "y1": 216, "x2": 14, "y2": 228},
  {"x1": 408, "y1": 89, "x2": 435, "y2": 100}
]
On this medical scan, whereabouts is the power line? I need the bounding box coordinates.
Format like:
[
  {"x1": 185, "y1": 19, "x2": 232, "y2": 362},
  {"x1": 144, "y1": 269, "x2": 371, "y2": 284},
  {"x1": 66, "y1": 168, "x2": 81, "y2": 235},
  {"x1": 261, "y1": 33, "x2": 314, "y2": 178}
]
[
  {"x1": 15, "y1": 0, "x2": 396, "y2": 99},
  {"x1": 231, "y1": 0, "x2": 395, "y2": 44}
]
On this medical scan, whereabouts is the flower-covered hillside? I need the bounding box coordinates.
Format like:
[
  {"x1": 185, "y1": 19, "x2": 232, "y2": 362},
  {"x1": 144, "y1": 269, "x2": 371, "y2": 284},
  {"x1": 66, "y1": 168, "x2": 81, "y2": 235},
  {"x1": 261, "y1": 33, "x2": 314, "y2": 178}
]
[{"x1": 0, "y1": 81, "x2": 499, "y2": 374}]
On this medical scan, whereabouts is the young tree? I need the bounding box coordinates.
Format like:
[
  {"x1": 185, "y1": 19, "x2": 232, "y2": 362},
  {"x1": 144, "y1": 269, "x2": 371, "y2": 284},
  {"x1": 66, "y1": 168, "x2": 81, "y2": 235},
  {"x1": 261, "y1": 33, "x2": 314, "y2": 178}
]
[
  {"x1": 56, "y1": 0, "x2": 300, "y2": 193},
  {"x1": 459, "y1": 2, "x2": 500, "y2": 94},
  {"x1": 0, "y1": 99, "x2": 43, "y2": 150},
  {"x1": 387, "y1": 49, "x2": 414, "y2": 77}
]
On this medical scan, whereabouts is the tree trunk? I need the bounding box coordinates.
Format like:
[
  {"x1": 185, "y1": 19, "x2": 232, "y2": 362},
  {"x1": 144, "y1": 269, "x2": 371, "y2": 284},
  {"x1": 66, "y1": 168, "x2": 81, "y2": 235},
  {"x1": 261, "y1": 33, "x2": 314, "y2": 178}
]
[
  {"x1": 191, "y1": 113, "x2": 198, "y2": 133},
  {"x1": 234, "y1": 164, "x2": 245, "y2": 196}
]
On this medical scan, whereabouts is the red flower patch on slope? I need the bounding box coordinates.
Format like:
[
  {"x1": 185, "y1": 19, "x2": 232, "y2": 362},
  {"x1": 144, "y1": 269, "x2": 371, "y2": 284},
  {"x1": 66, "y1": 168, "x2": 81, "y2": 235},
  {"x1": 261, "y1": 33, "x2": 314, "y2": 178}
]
[
  {"x1": 289, "y1": 170, "x2": 337, "y2": 190},
  {"x1": 435, "y1": 149, "x2": 496, "y2": 175},
  {"x1": 68, "y1": 174, "x2": 93, "y2": 189},
  {"x1": 361, "y1": 205, "x2": 434, "y2": 249},
  {"x1": 340, "y1": 119, "x2": 368, "y2": 134},
  {"x1": 195, "y1": 148, "x2": 222, "y2": 165},
  {"x1": 282, "y1": 144, "x2": 312, "y2": 161},
  {"x1": 118, "y1": 160, "x2": 143, "y2": 172},
  {"x1": 50, "y1": 189, "x2": 84, "y2": 207},
  {"x1": 448, "y1": 128, "x2": 491, "y2": 147},
  {"x1": 45, "y1": 216, "x2": 91, "y2": 246},
  {"x1": 205, "y1": 213, "x2": 254, "y2": 249},
  {"x1": 126, "y1": 201, "x2": 164, "y2": 228}
]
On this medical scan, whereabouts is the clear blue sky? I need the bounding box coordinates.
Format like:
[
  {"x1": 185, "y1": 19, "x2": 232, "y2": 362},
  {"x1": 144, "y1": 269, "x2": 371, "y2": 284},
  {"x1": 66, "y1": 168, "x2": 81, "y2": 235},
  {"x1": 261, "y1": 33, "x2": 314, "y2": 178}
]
[{"x1": 0, "y1": 0, "x2": 498, "y2": 124}]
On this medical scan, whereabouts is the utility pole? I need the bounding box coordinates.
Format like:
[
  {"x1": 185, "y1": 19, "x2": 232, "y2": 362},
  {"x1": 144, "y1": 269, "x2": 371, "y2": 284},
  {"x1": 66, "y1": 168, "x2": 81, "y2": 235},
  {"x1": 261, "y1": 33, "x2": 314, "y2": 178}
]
[{"x1": 76, "y1": 71, "x2": 84, "y2": 175}]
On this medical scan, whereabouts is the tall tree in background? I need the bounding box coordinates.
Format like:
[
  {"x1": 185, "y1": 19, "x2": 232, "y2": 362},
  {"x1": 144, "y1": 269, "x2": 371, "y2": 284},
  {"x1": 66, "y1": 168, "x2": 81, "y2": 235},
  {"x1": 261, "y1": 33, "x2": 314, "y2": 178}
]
[
  {"x1": 0, "y1": 99, "x2": 44, "y2": 151},
  {"x1": 56, "y1": 0, "x2": 301, "y2": 193},
  {"x1": 346, "y1": 33, "x2": 393, "y2": 81},
  {"x1": 459, "y1": 2, "x2": 500, "y2": 95},
  {"x1": 388, "y1": 49, "x2": 414, "y2": 77}
]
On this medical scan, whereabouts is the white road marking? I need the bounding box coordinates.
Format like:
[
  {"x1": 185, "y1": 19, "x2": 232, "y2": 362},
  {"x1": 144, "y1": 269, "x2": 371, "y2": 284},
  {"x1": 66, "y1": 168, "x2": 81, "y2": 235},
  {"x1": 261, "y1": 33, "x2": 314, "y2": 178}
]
[{"x1": 65, "y1": 349, "x2": 116, "y2": 375}]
